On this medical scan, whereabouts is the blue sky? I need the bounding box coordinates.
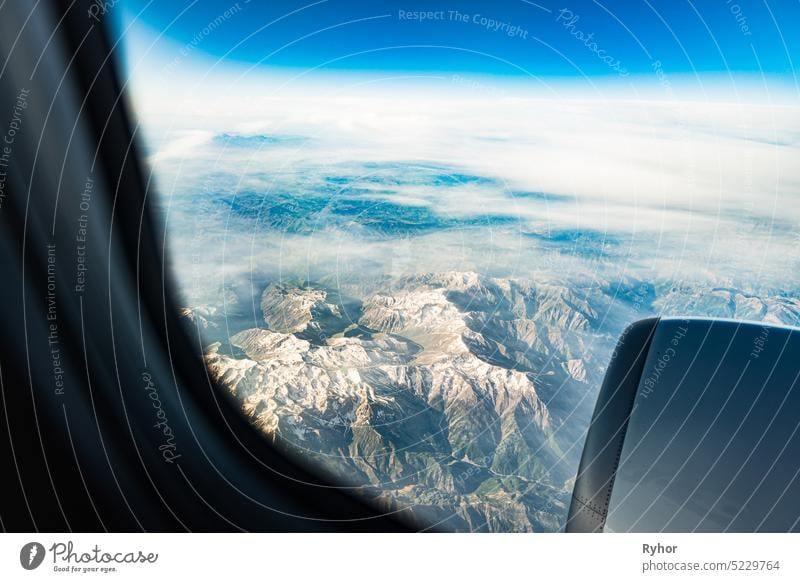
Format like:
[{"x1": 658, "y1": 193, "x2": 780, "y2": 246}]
[{"x1": 119, "y1": 0, "x2": 799, "y2": 81}]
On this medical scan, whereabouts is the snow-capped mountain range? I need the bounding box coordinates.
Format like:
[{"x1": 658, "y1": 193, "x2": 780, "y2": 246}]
[{"x1": 186, "y1": 271, "x2": 800, "y2": 531}]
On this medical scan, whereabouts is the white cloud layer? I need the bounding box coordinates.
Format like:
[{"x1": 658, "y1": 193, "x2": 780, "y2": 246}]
[{"x1": 133, "y1": 81, "x2": 800, "y2": 304}]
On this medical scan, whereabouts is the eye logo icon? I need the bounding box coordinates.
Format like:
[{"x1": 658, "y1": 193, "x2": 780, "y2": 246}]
[{"x1": 20, "y1": 542, "x2": 46, "y2": 570}]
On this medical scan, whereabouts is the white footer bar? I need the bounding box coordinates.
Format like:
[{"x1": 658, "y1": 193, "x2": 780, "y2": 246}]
[{"x1": 1, "y1": 533, "x2": 796, "y2": 581}]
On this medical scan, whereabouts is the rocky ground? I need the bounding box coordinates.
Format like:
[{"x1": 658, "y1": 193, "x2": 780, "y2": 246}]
[{"x1": 184, "y1": 272, "x2": 800, "y2": 531}]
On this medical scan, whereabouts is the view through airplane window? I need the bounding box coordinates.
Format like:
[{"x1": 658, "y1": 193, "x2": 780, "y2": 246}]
[{"x1": 113, "y1": 0, "x2": 800, "y2": 531}]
